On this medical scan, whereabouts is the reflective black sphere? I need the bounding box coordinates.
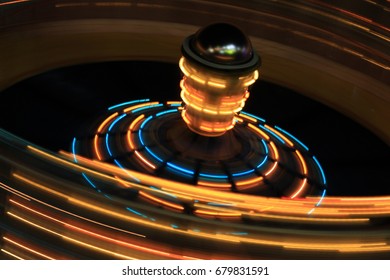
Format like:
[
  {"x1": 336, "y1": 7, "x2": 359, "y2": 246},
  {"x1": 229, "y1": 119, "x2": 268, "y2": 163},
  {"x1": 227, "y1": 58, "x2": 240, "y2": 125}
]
[{"x1": 191, "y1": 23, "x2": 253, "y2": 65}]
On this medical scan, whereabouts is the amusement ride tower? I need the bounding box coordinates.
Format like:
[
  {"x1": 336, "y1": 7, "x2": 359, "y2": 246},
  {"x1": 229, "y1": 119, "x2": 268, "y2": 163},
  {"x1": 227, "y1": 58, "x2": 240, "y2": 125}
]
[{"x1": 77, "y1": 23, "x2": 327, "y2": 198}]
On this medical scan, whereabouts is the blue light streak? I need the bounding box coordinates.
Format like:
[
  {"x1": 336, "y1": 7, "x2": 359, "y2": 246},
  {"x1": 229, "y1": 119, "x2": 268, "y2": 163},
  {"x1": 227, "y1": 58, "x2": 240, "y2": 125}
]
[
  {"x1": 137, "y1": 114, "x2": 165, "y2": 164},
  {"x1": 259, "y1": 125, "x2": 285, "y2": 144},
  {"x1": 207, "y1": 202, "x2": 235, "y2": 207},
  {"x1": 105, "y1": 133, "x2": 113, "y2": 156},
  {"x1": 108, "y1": 113, "x2": 127, "y2": 132},
  {"x1": 166, "y1": 162, "x2": 194, "y2": 175},
  {"x1": 232, "y1": 169, "x2": 255, "y2": 177},
  {"x1": 108, "y1": 99, "x2": 150, "y2": 111},
  {"x1": 82, "y1": 173, "x2": 98, "y2": 190},
  {"x1": 113, "y1": 159, "x2": 140, "y2": 182},
  {"x1": 126, "y1": 207, "x2": 154, "y2": 221},
  {"x1": 256, "y1": 155, "x2": 268, "y2": 169},
  {"x1": 274, "y1": 125, "x2": 309, "y2": 151},
  {"x1": 231, "y1": 232, "x2": 248, "y2": 236},
  {"x1": 261, "y1": 139, "x2": 269, "y2": 154},
  {"x1": 313, "y1": 156, "x2": 327, "y2": 185},
  {"x1": 72, "y1": 137, "x2": 78, "y2": 163},
  {"x1": 316, "y1": 189, "x2": 327, "y2": 207},
  {"x1": 144, "y1": 147, "x2": 164, "y2": 162},
  {"x1": 241, "y1": 111, "x2": 266, "y2": 123},
  {"x1": 132, "y1": 103, "x2": 164, "y2": 113},
  {"x1": 150, "y1": 186, "x2": 177, "y2": 198},
  {"x1": 73, "y1": 136, "x2": 105, "y2": 193},
  {"x1": 140, "y1": 115, "x2": 154, "y2": 130},
  {"x1": 156, "y1": 109, "x2": 178, "y2": 117},
  {"x1": 126, "y1": 207, "x2": 145, "y2": 217},
  {"x1": 199, "y1": 173, "x2": 229, "y2": 179}
]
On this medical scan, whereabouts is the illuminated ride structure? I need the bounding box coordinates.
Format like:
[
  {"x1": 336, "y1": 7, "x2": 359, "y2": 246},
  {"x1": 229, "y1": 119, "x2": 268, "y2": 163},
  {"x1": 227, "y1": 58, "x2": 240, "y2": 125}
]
[
  {"x1": 75, "y1": 23, "x2": 327, "y2": 199},
  {"x1": 0, "y1": 0, "x2": 389, "y2": 260}
]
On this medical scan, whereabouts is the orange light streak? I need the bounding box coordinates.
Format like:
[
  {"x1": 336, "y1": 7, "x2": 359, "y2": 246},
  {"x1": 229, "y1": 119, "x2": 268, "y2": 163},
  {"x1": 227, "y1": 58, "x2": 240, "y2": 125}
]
[
  {"x1": 3, "y1": 236, "x2": 55, "y2": 260},
  {"x1": 55, "y1": 2, "x2": 89, "y2": 8},
  {"x1": 97, "y1": 112, "x2": 118, "y2": 133},
  {"x1": 264, "y1": 161, "x2": 278, "y2": 176},
  {"x1": 264, "y1": 125, "x2": 294, "y2": 147},
  {"x1": 235, "y1": 176, "x2": 263, "y2": 187},
  {"x1": 93, "y1": 134, "x2": 102, "y2": 160},
  {"x1": 10, "y1": 199, "x2": 195, "y2": 260},
  {"x1": 194, "y1": 209, "x2": 241, "y2": 218},
  {"x1": 0, "y1": 0, "x2": 29, "y2": 6},
  {"x1": 8, "y1": 191, "x2": 144, "y2": 238},
  {"x1": 123, "y1": 102, "x2": 159, "y2": 113},
  {"x1": 248, "y1": 123, "x2": 270, "y2": 140},
  {"x1": 134, "y1": 151, "x2": 156, "y2": 170},
  {"x1": 250, "y1": 212, "x2": 369, "y2": 224},
  {"x1": 0, "y1": 249, "x2": 24, "y2": 260},
  {"x1": 7, "y1": 212, "x2": 137, "y2": 260},
  {"x1": 290, "y1": 178, "x2": 307, "y2": 199},
  {"x1": 13, "y1": 173, "x2": 69, "y2": 200},
  {"x1": 269, "y1": 141, "x2": 279, "y2": 160},
  {"x1": 295, "y1": 150, "x2": 308, "y2": 174},
  {"x1": 240, "y1": 114, "x2": 258, "y2": 123},
  {"x1": 0, "y1": 182, "x2": 30, "y2": 201},
  {"x1": 197, "y1": 180, "x2": 231, "y2": 189},
  {"x1": 167, "y1": 101, "x2": 182, "y2": 106},
  {"x1": 139, "y1": 191, "x2": 184, "y2": 212},
  {"x1": 27, "y1": 147, "x2": 390, "y2": 223},
  {"x1": 126, "y1": 130, "x2": 134, "y2": 150},
  {"x1": 94, "y1": 2, "x2": 131, "y2": 7}
]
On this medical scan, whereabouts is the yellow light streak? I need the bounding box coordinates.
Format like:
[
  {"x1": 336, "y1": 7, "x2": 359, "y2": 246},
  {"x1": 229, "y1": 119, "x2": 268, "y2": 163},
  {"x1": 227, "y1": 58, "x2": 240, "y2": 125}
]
[
  {"x1": 0, "y1": 249, "x2": 24, "y2": 260},
  {"x1": 7, "y1": 212, "x2": 137, "y2": 260},
  {"x1": 3, "y1": 236, "x2": 55, "y2": 260},
  {"x1": 0, "y1": 182, "x2": 31, "y2": 201},
  {"x1": 194, "y1": 209, "x2": 241, "y2": 218},
  {"x1": 10, "y1": 199, "x2": 195, "y2": 260},
  {"x1": 207, "y1": 80, "x2": 226, "y2": 88}
]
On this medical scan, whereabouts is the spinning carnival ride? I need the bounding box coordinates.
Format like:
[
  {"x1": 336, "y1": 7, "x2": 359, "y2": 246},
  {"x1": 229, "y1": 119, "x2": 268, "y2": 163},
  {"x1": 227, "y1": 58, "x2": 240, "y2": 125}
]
[{"x1": 0, "y1": 0, "x2": 389, "y2": 260}]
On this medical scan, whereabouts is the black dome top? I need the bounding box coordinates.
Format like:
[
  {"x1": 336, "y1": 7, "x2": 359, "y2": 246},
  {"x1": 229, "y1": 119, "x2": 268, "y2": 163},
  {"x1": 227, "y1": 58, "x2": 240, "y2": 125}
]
[{"x1": 190, "y1": 23, "x2": 253, "y2": 65}]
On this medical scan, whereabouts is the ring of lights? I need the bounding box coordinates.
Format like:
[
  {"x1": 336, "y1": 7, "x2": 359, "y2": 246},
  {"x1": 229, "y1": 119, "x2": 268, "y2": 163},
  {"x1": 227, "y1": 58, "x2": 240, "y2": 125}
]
[
  {"x1": 73, "y1": 99, "x2": 327, "y2": 208},
  {"x1": 0, "y1": 0, "x2": 389, "y2": 260}
]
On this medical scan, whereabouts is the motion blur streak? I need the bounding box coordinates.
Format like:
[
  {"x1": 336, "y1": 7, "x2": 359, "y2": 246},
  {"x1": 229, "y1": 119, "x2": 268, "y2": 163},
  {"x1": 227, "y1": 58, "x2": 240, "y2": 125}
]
[
  {"x1": 0, "y1": 0, "x2": 389, "y2": 260},
  {"x1": 1, "y1": 130, "x2": 389, "y2": 259}
]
